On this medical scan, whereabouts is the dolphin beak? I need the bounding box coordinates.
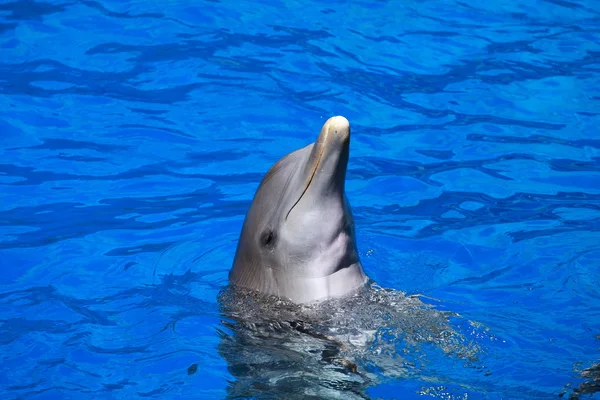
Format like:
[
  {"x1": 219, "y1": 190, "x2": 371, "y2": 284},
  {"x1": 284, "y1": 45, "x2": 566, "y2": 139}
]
[
  {"x1": 319, "y1": 115, "x2": 351, "y2": 145},
  {"x1": 285, "y1": 116, "x2": 351, "y2": 220}
]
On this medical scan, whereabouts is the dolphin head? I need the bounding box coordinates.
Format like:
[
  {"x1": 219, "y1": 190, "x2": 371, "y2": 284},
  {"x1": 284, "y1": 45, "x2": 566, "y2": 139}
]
[{"x1": 229, "y1": 116, "x2": 368, "y2": 303}]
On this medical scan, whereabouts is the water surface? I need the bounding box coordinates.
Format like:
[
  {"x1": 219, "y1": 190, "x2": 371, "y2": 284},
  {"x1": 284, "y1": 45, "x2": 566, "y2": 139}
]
[{"x1": 1, "y1": 0, "x2": 599, "y2": 399}]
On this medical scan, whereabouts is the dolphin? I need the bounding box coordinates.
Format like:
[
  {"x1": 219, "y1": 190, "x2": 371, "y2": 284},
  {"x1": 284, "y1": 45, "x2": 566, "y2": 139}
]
[
  {"x1": 221, "y1": 117, "x2": 484, "y2": 397},
  {"x1": 229, "y1": 116, "x2": 369, "y2": 304}
]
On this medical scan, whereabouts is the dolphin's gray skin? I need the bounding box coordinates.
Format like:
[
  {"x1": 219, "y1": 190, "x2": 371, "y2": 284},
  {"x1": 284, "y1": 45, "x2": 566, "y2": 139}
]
[
  {"x1": 220, "y1": 117, "x2": 485, "y2": 397},
  {"x1": 229, "y1": 116, "x2": 368, "y2": 303}
]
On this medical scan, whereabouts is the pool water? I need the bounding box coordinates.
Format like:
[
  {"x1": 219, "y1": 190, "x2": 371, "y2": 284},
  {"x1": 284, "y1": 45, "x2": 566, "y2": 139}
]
[{"x1": 1, "y1": 0, "x2": 599, "y2": 399}]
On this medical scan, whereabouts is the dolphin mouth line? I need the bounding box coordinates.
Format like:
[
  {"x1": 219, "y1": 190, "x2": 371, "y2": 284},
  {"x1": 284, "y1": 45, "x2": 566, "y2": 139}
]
[{"x1": 285, "y1": 141, "x2": 325, "y2": 221}]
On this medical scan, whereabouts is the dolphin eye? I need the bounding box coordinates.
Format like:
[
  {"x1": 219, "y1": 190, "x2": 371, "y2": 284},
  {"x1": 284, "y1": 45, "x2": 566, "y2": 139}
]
[{"x1": 260, "y1": 230, "x2": 276, "y2": 248}]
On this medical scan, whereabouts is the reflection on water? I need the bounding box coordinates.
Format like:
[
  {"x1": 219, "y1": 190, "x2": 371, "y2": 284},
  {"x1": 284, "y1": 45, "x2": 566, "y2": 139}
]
[
  {"x1": 0, "y1": 0, "x2": 599, "y2": 398},
  {"x1": 218, "y1": 282, "x2": 486, "y2": 399}
]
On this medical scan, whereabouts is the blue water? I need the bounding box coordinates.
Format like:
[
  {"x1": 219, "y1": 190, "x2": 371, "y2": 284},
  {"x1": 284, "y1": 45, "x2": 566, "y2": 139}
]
[{"x1": 1, "y1": 0, "x2": 599, "y2": 398}]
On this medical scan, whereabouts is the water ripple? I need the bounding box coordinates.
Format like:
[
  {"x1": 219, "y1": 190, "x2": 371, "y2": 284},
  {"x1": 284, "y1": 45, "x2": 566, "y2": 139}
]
[{"x1": 1, "y1": 0, "x2": 599, "y2": 398}]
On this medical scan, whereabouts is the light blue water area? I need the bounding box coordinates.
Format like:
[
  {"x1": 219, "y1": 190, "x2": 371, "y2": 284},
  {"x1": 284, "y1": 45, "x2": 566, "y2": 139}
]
[{"x1": 1, "y1": 0, "x2": 599, "y2": 399}]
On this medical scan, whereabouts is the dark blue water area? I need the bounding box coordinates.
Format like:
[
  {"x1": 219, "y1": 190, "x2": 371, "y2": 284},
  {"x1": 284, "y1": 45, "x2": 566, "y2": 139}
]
[{"x1": 1, "y1": 0, "x2": 599, "y2": 398}]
